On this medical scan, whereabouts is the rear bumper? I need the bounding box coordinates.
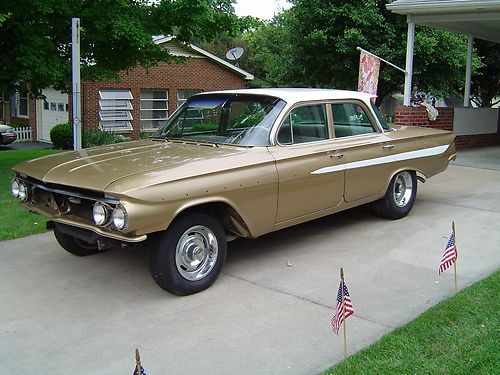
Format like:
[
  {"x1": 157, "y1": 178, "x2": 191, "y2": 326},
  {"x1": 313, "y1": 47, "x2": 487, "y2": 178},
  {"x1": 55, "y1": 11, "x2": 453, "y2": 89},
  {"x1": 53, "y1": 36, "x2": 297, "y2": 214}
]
[{"x1": 1, "y1": 134, "x2": 17, "y2": 145}]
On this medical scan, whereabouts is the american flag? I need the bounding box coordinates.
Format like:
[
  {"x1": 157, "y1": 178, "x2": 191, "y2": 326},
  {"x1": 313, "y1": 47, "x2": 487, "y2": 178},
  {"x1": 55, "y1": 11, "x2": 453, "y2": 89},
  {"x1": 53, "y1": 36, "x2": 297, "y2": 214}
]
[
  {"x1": 331, "y1": 280, "x2": 354, "y2": 334},
  {"x1": 439, "y1": 229, "x2": 458, "y2": 274},
  {"x1": 133, "y1": 365, "x2": 146, "y2": 375}
]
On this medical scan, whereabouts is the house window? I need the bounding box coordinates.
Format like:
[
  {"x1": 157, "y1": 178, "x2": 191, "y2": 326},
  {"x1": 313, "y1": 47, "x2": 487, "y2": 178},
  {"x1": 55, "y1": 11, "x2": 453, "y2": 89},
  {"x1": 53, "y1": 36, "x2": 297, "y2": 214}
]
[
  {"x1": 140, "y1": 90, "x2": 168, "y2": 131},
  {"x1": 99, "y1": 89, "x2": 133, "y2": 131},
  {"x1": 177, "y1": 89, "x2": 201, "y2": 108},
  {"x1": 16, "y1": 84, "x2": 29, "y2": 118}
]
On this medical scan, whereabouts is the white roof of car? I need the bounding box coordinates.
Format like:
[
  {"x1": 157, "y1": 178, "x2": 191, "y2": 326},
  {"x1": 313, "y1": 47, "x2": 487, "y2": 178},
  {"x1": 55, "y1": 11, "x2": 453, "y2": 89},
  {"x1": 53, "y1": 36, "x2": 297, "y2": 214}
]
[{"x1": 206, "y1": 88, "x2": 374, "y2": 104}]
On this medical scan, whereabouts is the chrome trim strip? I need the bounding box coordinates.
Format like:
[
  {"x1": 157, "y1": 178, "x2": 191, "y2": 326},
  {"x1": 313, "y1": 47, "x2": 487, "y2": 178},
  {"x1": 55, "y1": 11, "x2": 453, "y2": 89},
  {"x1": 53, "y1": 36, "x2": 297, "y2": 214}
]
[
  {"x1": 19, "y1": 178, "x2": 119, "y2": 205},
  {"x1": 311, "y1": 145, "x2": 449, "y2": 175}
]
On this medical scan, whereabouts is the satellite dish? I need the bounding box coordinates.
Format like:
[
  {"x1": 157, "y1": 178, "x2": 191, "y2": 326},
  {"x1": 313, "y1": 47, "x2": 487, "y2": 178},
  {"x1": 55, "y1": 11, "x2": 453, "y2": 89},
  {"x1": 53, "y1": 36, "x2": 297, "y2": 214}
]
[{"x1": 226, "y1": 47, "x2": 244, "y2": 61}]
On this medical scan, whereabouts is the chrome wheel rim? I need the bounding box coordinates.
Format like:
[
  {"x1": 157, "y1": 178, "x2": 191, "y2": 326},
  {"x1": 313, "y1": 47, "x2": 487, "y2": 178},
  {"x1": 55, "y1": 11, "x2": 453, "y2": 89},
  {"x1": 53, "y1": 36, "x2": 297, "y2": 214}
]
[
  {"x1": 175, "y1": 225, "x2": 218, "y2": 281},
  {"x1": 393, "y1": 171, "x2": 413, "y2": 208}
]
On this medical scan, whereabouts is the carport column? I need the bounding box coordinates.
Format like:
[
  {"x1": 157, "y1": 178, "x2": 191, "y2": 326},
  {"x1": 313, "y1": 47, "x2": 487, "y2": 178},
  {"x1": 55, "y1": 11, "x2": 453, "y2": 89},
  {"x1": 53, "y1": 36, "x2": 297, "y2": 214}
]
[
  {"x1": 403, "y1": 16, "x2": 415, "y2": 106},
  {"x1": 464, "y1": 36, "x2": 474, "y2": 108}
]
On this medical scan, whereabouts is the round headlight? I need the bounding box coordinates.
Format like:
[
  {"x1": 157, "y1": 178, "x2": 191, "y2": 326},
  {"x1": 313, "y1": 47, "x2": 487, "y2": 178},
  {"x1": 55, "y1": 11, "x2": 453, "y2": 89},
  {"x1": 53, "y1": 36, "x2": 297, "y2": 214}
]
[
  {"x1": 18, "y1": 181, "x2": 28, "y2": 202},
  {"x1": 112, "y1": 205, "x2": 128, "y2": 231},
  {"x1": 11, "y1": 180, "x2": 20, "y2": 197},
  {"x1": 93, "y1": 202, "x2": 108, "y2": 226}
]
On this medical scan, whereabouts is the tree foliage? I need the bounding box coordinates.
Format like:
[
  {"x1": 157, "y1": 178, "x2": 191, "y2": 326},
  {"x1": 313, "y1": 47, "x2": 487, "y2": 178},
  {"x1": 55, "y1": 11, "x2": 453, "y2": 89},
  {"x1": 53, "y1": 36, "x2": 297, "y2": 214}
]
[
  {"x1": 0, "y1": 0, "x2": 236, "y2": 97},
  {"x1": 203, "y1": 0, "x2": 484, "y2": 104},
  {"x1": 471, "y1": 40, "x2": 500, "y2": 107},
  {"x1": 267, "y1": 0, "x2": 470, "y2": 101}
]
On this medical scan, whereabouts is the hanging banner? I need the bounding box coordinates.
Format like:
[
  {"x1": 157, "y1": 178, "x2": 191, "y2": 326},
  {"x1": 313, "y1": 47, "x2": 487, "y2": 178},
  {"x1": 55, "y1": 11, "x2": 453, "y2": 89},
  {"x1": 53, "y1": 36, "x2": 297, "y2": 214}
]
[{"x1": 357, "y1": 50, "x2": 381, "y2": 97}]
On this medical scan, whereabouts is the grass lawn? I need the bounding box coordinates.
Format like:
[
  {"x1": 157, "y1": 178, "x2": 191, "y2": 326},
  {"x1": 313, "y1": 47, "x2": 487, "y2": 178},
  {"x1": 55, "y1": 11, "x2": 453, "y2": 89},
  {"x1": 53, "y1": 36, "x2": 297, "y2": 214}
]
[
  {"x1": 321, "y1": 270, "x2": 499, "y2": 375},
  {"x1": 0, "y1": 148, "x2": 61, "y2": 241}
]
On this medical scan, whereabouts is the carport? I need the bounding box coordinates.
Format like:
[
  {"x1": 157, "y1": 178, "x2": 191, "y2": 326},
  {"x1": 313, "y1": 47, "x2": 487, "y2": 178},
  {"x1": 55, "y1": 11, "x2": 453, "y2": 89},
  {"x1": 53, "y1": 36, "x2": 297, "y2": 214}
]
[{"x1": 387, "y1": 0, "x2": 500, "y2": 148}]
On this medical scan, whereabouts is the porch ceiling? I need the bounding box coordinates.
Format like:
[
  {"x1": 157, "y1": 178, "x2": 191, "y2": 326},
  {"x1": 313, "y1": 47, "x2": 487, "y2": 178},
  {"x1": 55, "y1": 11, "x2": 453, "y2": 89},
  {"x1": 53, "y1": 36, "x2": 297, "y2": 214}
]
[{"x1": 387, "y1": 0, "x2": 500, "y2": 43}]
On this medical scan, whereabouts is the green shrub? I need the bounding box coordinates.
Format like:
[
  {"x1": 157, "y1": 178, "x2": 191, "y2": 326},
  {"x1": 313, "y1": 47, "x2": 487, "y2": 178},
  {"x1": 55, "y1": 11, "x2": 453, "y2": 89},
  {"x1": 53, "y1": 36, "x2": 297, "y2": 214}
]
[
  {"x1": 83, "y1": 129, "x2": 124, "y2": 148},
  {"x1": 139, "y1": 132, "x2": 152, "y2": 139},
  {"x1": 50, "y1": 123, "x2": 72, "y2": 149}
]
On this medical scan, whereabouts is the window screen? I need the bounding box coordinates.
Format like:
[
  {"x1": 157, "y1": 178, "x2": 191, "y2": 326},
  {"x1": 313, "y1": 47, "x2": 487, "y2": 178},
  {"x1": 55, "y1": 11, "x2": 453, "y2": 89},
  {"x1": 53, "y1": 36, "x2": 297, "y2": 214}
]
[
  {"x1": 140, "y1": 90, "x2": 168, "y2": 130},
  {"x1": 98, "y1": 89, "x2": 133, "y2": 131}
]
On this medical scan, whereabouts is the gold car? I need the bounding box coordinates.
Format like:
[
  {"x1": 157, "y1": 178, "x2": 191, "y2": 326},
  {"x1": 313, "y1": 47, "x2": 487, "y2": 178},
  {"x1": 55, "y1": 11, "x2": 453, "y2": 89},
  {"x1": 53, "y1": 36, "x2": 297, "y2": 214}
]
[{"x1": 11, "y1": 89, "x2": 456, "y2": 295}]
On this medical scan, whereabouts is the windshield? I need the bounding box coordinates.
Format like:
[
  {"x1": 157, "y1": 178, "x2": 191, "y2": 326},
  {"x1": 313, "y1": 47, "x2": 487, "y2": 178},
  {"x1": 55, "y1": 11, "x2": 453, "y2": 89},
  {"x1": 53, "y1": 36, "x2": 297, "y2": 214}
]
[
  {"x1": 370, "y1": 102, "x2": 392, "y2": 131},
  {"x1": 154, "y1": 94, "x2": 286, "y2": 146}
]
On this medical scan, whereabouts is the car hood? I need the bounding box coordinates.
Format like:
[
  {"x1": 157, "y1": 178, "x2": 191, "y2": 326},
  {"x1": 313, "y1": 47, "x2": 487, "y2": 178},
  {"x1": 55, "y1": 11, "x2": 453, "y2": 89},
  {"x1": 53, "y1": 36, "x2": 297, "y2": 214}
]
[{"x1": 13, "y1": 140, "x2": 268, "y2": 193}]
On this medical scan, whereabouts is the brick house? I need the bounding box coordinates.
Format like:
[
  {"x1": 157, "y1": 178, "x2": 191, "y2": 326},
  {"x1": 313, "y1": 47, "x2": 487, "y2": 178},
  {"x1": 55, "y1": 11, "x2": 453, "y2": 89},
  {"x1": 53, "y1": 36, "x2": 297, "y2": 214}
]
[{"x1": 0, "y1": 36, "x2": 253, "y2": 142}]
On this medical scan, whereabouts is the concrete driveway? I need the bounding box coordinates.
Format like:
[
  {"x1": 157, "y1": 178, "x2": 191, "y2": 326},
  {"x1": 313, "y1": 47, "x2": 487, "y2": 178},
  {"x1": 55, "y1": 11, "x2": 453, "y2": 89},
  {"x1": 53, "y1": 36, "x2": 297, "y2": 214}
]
[{"x1": 1, "y1": 147, "x2": 499, "y2": 374}]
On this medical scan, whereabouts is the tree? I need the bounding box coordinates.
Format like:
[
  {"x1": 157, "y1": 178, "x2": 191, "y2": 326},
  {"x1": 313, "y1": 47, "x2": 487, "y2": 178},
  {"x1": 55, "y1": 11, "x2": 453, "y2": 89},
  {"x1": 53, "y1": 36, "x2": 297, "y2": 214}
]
[
  {"x1": 268, "y1": 0, "x2": 470, "y2": 101},
  {"x1": 197, "y1": 14, "x2": 290, "y2": 88},
  {"x1": 223, "y1": 0, "x2": 469, "y2": 102},
  {"x1": 471, "y1": 40, "x2": 500, "y2": 107},
  {"x1": 0, "y1": 0, "x2": 236, "y2": 97}
]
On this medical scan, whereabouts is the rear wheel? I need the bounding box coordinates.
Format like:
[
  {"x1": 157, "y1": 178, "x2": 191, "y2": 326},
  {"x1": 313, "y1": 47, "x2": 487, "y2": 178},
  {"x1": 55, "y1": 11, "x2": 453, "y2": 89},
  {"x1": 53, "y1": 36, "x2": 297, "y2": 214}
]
[
  {"x1": 148, "y1": 212, "x2": 227, "y2": 296},
  {"x1": 373, "y1": 170, "x2": 417, "y2": 219},
  {"x1": 53, "y1": 228, "x2": 100, "y2": 256}
]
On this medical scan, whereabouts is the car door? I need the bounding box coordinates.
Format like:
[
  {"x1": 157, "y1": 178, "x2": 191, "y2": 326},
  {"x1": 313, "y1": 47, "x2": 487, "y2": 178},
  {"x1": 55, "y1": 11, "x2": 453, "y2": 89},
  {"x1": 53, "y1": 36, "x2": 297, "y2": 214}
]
[
  {"x1": 268, "y1": 103, "x2": 345, "y2": 224},
  {"x1": 331, "y1": 101, "x2": 397, "y2": 202}
]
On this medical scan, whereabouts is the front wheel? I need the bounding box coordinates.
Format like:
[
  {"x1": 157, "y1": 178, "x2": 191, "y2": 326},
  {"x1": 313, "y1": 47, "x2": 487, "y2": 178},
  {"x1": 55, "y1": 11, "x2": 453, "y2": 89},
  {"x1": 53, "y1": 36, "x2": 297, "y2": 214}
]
[
  {"x1": 148, "y1": 213, "x2": 227, "y2": 296},
  {"x1": 373, "y1": 170, "x2": 417, "y2": 220}
]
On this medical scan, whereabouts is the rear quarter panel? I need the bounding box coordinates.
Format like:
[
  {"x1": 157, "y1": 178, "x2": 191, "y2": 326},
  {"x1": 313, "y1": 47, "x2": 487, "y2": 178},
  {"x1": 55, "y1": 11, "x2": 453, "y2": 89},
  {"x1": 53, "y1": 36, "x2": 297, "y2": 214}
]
[{"x1": 343, "y1": 127, "x2": 455, "y2": 202}]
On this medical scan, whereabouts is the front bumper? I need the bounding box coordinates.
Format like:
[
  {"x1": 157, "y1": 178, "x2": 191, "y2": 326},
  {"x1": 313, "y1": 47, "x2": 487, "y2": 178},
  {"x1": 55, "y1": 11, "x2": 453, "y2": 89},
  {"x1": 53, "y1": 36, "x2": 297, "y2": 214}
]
[{"x1": 22, "y1": 201, "x2": 147, "y2": 243}]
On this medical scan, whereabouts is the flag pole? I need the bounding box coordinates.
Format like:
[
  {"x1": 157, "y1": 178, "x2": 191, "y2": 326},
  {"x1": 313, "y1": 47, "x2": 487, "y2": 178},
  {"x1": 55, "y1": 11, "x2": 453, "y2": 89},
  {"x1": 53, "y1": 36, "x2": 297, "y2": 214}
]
[
  {"x1": 340, "y1": 267, "x2": 347, "y2": 358},
  {"x1": 135, "y1": 348, "x2": 141, "y2": 374},
  {"x1": 452, "y1": 221, "x2": 457, "y2": 293}
]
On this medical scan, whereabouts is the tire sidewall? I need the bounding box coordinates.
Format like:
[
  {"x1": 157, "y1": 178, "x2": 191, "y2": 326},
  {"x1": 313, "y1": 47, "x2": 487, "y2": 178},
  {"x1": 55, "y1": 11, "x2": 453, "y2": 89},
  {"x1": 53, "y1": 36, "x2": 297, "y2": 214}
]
[
  {"x1": 386, "y1": 170, "x2": 417, "y2": 218},
  {"x1": 149, "y1": 212, "x2": 227, "y2": 296}
]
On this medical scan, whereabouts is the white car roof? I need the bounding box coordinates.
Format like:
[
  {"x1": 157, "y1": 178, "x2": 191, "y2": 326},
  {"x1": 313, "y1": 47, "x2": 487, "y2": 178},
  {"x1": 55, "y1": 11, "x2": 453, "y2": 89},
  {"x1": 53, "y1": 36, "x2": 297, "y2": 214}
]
[{"x1": 206, "y1": 88, "x2": 375, "y2": 104}]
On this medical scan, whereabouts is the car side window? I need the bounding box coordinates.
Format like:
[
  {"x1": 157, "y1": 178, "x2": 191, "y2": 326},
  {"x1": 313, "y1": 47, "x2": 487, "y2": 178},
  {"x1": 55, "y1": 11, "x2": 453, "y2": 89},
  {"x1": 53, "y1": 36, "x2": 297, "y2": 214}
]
[
  {"x1": 277, "y1": 104, "x2": 328, "y2": 145},
  {"x1": 332, "y1": 103, "x2": 376, "y2": 138}
]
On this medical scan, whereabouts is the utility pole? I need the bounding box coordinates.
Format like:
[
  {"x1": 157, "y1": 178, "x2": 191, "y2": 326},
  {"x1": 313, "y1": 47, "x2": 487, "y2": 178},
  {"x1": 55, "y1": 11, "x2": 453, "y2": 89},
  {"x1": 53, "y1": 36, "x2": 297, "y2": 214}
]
[{"x1": 71, "y1": 18, "x2": 82, "y2": 150}]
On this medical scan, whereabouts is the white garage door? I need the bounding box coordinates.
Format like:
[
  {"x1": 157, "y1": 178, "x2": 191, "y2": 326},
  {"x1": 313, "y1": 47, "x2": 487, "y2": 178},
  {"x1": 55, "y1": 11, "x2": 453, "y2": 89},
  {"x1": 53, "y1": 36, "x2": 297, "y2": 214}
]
[{"x1": 39, "y1": 88, "x2": 69, "y2": 142}]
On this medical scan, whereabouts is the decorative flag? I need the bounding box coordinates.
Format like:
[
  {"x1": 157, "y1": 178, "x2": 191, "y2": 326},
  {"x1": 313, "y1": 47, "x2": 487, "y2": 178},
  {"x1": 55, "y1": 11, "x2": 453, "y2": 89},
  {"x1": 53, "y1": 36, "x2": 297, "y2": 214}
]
[
  {"x1": 331, "y1": 280, "x2": 354, "y2": 335},
  {"x1": 133, "y1": 365, "x2": 147, "y2": 375},
  {"x1": 439, "y1": 229, "x2": 458, "y2": 274},
  {"x1": 357, "y1": 50, "x2": 381, "y2": 97},
  {"x1": 133, "y1": 349, "x2": 147, "y2": 375}
]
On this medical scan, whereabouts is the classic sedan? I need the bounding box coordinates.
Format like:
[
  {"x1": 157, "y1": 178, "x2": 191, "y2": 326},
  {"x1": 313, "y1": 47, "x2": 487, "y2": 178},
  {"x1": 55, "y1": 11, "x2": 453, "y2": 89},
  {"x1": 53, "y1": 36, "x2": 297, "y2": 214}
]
[
  {"x1": 11, "y1": 89, "x2": 456, "y2": 295},
  {"x1": 0, "y1": 124, "x2": 17, "y2": 145}
]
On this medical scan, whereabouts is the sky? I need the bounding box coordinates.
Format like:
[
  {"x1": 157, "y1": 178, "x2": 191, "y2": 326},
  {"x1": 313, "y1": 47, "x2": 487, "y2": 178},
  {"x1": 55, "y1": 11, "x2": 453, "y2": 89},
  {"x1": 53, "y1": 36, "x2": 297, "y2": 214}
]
[{"x1": 234, "y1": 0, "x2": 292, "y2": 20}]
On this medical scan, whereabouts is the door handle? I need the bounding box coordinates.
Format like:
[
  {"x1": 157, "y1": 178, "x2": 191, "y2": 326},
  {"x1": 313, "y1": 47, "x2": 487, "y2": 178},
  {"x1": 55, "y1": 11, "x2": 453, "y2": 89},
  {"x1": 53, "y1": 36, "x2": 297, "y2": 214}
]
[
  {"x1": 328, "y1": 151, "x2": 344, "y2": 159},
  {"x1": 382, "y1": 144, "x2": 394, "y2": 149}
]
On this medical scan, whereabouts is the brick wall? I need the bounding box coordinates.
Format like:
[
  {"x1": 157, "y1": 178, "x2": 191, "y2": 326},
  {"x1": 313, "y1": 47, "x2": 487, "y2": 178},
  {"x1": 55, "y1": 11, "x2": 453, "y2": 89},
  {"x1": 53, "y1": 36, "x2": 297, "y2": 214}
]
[
  {"x1": 78, "y1": 57, "x2": 247, "y2": 138},
  {"x1": 455, "y1": 133, "x2": 500, "y2": 149},
  {"x1": 394, "y1": 106, "x2": 454, "y2": 131},
  {"x1": 394, "y1": 105, "x2": 500, "y2": 149}
]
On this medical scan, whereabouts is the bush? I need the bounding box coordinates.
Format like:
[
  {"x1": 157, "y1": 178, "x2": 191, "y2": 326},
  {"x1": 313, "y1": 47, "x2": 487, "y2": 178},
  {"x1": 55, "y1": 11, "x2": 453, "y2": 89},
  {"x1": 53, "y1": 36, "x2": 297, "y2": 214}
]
[
  {"x1": 50, "y1": 123, "x2": 72, "y2": 149},
  {"x1": 82, "y1": 129, "x2": 125, "y2": 148}
]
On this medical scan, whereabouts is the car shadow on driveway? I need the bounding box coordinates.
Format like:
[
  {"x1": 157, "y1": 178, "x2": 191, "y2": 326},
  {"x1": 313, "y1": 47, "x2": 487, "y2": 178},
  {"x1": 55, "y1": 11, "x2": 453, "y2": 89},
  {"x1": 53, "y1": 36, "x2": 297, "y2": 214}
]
[
  {"x1": 74, "y1": 205, "x2": 376, "y2": 298},
  {"x1": 227, "y1": 205, "x2": 374, "y2": 258}
]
